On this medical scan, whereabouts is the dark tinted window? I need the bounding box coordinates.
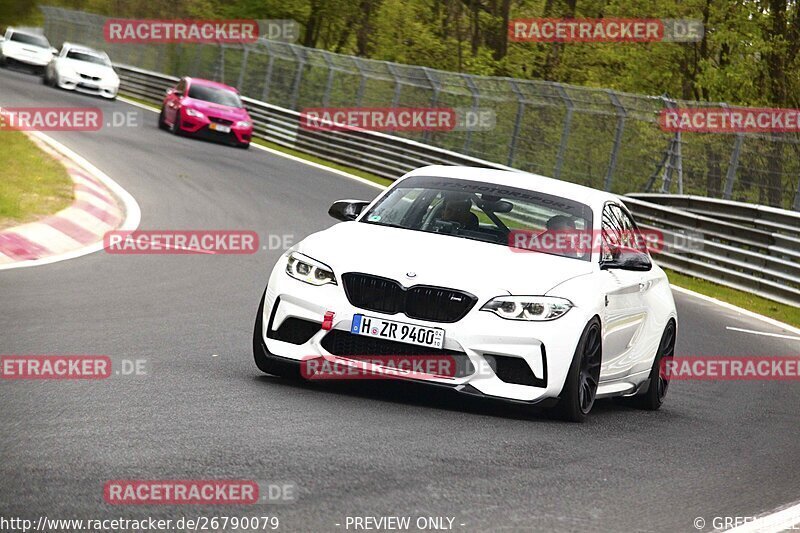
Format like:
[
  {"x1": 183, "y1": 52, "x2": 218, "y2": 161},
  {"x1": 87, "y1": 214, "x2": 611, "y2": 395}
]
[
  {"x1": 187, "y1": 84, "x2": 242, "y2": 108},
  {"x1": 10, "y1": 32, "x2": 50, "y2": 48},
  {"x1": 66, "y1": 50, "x2": 110, "y2": 66}
]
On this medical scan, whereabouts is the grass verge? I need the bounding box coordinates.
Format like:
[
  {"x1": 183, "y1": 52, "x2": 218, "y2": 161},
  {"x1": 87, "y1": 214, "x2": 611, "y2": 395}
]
[
  {"x1": 119, "y1": 94, "x2": 798, "y2": 327},
  {"x1": 664, "y1": 268, "x2": 800, "y2": 329},
  {"x1": 0, "y1": 130, "x2": 73, "y2": 230}
]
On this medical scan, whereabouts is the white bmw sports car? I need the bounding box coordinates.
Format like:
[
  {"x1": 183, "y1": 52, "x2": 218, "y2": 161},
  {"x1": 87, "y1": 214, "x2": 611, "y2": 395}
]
[
  {"x1": 254, "y1": 166, "x2": 677, "y2": 421},
  {"x1": 0, "y1": 28, "x2": 56, "y2": 71},
  {"x1": 43, "y1": 43, "x2": 120, "y2": 99}
]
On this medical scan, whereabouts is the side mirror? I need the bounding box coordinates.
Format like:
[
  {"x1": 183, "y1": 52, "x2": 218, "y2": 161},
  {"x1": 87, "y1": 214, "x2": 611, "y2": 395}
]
[
  {"x1": 165, "y1": 88, "x2": 175, "y2": 96},
  {"x1": 601, "y1": 248, "x2": 652, "y2": 271},
  {"x1": 328, "y1": 199, "x2": 370, "y2": 221},
  {"x1": 50, "y1": 47, "x2": 58, "y2": 54}
]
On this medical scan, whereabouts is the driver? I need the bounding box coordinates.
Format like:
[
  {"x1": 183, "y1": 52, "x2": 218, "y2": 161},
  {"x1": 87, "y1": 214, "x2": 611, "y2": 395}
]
[
  {"x1": 440, "y1": 194, "x2": 479, "y2": 230},
  {"x1": 542, "y1": 215, "x2": 582, "y2": 257}
]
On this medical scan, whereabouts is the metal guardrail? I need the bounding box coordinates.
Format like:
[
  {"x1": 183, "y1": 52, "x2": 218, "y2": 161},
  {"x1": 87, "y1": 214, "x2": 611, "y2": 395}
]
[
  {"x1": 628, "y1": 194, "x2": 800, "y2": 240},
  {"x1": 623, "y1": 195, "x2": 800, "y2": 305},
  {"x1": 116, "y1": 64, "x2": 800, "y2": 307}
]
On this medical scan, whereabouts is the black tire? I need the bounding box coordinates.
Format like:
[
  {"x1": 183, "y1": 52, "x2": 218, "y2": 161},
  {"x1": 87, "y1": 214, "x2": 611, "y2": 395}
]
[
  {"x1": 253, "y1": 291, "x2": 300, "y2": 379},
  {"x1": 556, "y1": 317, "x2": 602, "y2": 423},
  {"x1": 237, "y1": 142, "x2": 250, "y2": 150},
  {"x1": 170, "y1": 112, "x2": 182, "y2": 135},
  {"x1": 630, "y1": 320, "x2": 676, "y2": 410},
  {"x1": 158, "y1": 108, "x2": 168, "y2": 130}
]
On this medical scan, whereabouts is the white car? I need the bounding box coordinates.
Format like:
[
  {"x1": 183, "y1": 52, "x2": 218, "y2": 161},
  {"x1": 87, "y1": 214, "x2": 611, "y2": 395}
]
[
  {"x1": 253, "y1": 165, "x2": 678, "y2": 422},
  {"x1": 0, "y1": 28, "x2": 56, "y2": 71},
  {"x1": 43, "y1": 42, "x2": 119, "y2": 99}
]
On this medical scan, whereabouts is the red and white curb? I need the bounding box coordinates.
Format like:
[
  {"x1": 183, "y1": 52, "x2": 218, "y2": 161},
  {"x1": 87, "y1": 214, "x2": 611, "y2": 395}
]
[{"x1": 0, "y1": 131, "x2": 140, "y2": 270}]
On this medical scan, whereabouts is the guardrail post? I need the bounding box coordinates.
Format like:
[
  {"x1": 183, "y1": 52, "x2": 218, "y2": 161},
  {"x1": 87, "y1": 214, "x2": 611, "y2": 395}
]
[
  {"x1": 506, "y1": 79, "x2": 525, "y2": 167},
  {"x1": 261, "y1": 42, "x2": 275, "y2": 102},
  {"x1": 553, "y1": 84, "x2": 574, "y2": 180},
  {"x1": 604, "y1": 91, "x2": 626, "y2": 192},
  {"x1": 462, "y1": 75, "x2": 480, "y2": 155},
  {"x1": 387, "y1": 63, "x2": 403, "y2": 108},
  {"x1": 288, "y1": 47, "x2": 305, "y2": 110},
  {"x1": 353, "y1": 58, "x2": 367, "y2": 107},
  {"x1": 724, "y1": 134, "x2": 743, "y2": 200},
  {"x1": 215, "y1": 43, "x2": 225, "y2": 82},
  {"x1": 237, "y1": 46, "x2": 250, "y2": 91},
  {"x1": 421, "y1": 68, "x2": 440, "y2": 144},
  {"x1": 793, "y1": 176, "x2": 800, "y2": 211},
  {"x1": 321, "y1": 52, "x2": 335, "y2": 107}
]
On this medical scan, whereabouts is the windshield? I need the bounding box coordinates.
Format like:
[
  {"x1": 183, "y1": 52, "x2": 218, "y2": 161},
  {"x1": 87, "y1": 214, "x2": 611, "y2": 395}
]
[
  {"x1": 66, "y1": 50, "x2": 110, "y2": 66},
  {"x1": 187, "y1": 84, "x2": 242, "y2": 108},
  {"x1": 10, "y1": 32, "x2": 50, "y2": 48},
  {"x1": 361, "y1": 176, "x2": 594, "y2": 261}
]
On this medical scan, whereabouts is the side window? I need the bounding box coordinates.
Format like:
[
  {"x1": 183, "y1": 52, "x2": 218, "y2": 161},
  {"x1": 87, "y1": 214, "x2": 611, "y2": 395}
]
[
  {"x1": 175, "y1": 79, "x2": 186, "y2": 96},
  {"x1": 601, "y1": 203, "x2": 642, "y2": 261}
]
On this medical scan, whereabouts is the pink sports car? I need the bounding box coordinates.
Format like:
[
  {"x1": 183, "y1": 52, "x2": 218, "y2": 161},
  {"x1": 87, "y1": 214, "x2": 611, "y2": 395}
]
[{"x1": 159, "y1": 77, "x2": 253, "y2": 149}]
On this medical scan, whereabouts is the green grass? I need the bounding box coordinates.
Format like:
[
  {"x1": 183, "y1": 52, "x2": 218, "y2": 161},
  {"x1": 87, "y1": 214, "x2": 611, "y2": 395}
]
[
  {"x1": 0, "y1": 130, "x2": 73, "y2": 230},
  {"x1": 664, "y1": 268, "x2": 800, "y2": 328}
]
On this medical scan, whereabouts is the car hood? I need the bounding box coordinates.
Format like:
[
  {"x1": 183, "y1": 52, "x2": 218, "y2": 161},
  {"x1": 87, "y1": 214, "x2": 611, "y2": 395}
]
[
  {"x1": 61, "y1": 58, "x2": 115, "y2": 78},
  {"x1": 184, "y1": 99, "x2": 249, "y2": 121},
  {"x1": 297, "y1": 221, "x2": 594, "y2": 298}
]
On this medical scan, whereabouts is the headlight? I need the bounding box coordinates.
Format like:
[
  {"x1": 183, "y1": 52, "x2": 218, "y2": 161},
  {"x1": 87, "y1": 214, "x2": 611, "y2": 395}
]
[
  {"x1": 285, "y1": 252, "x2": 337, "y2": 286},
  {"x1": 481, "y1": 296, "x2": 573, "y2": 321},
  {"x1": 185, "y1": 108, "x2": 204, "y2": 118},
  {"x1": 236, "y1": 120, "x2": 252, "y2": 128}
]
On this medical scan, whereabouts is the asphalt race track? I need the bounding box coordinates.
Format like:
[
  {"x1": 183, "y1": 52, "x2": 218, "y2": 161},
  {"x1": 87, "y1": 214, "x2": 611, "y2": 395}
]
[{"x1": 1, "y1": 67, "x2": 799, "y2": 532}]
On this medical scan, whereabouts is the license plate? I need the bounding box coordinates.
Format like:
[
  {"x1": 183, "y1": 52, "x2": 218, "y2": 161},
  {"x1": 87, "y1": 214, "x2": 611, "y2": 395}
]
[
  {"x1": 210, "y1": 123, "x2": 231, "y2": 133},
  {"x1": 351, "y1": 314, "x2": 444, "y2": 349}
]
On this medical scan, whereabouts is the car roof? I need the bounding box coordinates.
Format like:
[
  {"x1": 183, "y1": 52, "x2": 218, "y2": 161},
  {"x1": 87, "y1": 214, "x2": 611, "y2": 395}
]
[
  {"x1": 185, "y1": 77, "x2": 238, "y2": 92},
  {"x1": 7, "y1": 27, "x2": 47, "y2": 38},
  {"x1": 401, "y1": 165, "x2": 620, "y2": 211},
  {"x1": 61, "y1": 42, "x2": 107, "y2": 56}
]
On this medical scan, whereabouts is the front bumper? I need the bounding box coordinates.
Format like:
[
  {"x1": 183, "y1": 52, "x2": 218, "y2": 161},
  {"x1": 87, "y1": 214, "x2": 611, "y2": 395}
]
[
  {"x1": 259, "y1": 260, "x2": 589, "y2": 404},
  {"x1": 177, "y1": 111, "x2": 252, "y2": 144},
  {"x1": 57, "y1": 75, "x2": 118, "y2": 99}
]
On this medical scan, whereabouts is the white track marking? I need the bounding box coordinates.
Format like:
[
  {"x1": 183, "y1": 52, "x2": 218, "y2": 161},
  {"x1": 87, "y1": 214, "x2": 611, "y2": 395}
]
[
  {"x1": 725, "y1": 326, "x2": 800, "y2": 341},
  {"x1": 671, "y1": 286, "x2": 800, "y2": 337},
  {"x1": 718, "y1": 500, "x2": 800, "y2": 532}
]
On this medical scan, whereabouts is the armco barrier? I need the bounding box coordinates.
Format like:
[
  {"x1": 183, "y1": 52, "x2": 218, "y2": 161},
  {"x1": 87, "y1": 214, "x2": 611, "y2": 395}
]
[{"x1": 116, "y1": 64, "x2": 800, "y2": 306}]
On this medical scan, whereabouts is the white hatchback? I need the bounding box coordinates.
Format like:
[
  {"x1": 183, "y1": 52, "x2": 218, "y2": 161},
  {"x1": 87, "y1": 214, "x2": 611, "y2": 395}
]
[{"x1": 0, "y1": 28, "x2": 56, "y2": 71}]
